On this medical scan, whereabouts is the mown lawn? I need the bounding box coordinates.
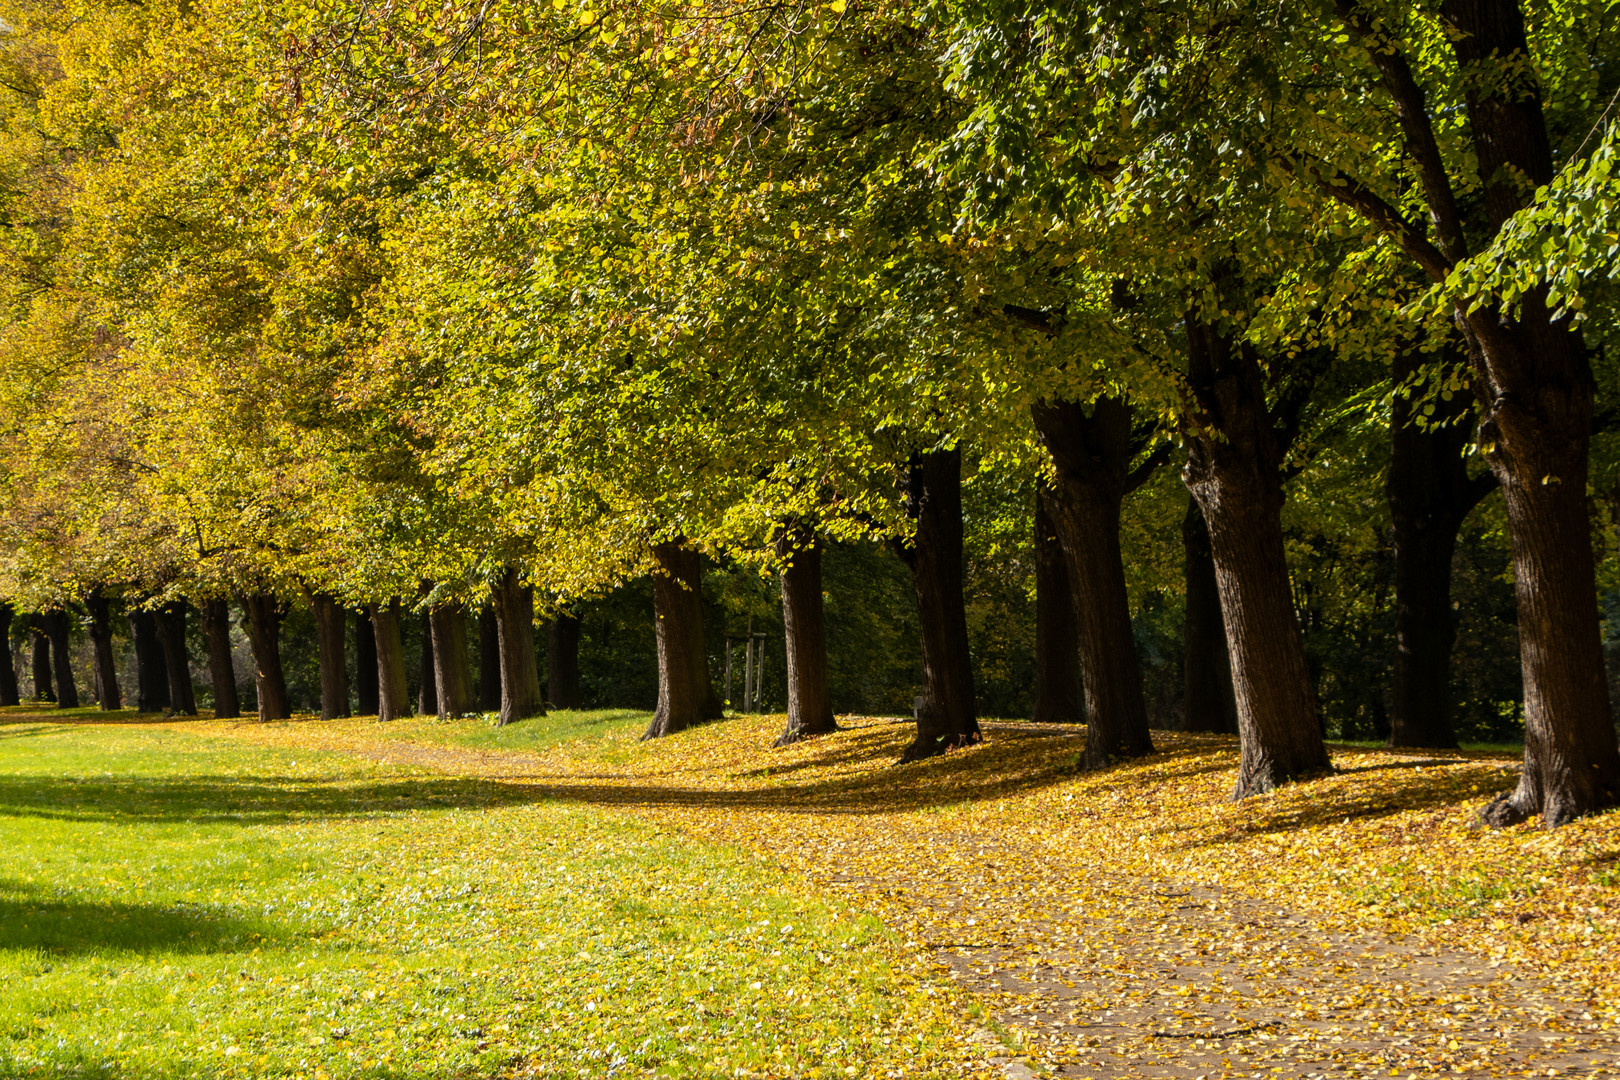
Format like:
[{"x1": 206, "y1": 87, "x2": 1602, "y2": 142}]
[{"x1": 0, "y1": 718, "x2": 973, "y2": 1079}]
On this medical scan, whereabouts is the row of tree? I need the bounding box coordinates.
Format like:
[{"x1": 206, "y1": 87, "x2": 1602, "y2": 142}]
[{"x1": 1, "y1": 0, "x2": 1617, "y2": 825}]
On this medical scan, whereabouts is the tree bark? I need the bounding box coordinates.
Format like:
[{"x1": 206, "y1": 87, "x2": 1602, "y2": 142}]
[
  {"x1": 126, "y1": 608, "x2": 167, "y2": 711},
  {"x1": 354, "y1": 607, "x2": 379, "y2": 716},
  {"x1": 1033, "y1": 399, "x2": 1158, "y2": 767},
  {"x1": 152, "y1": 602, "x2": 197, "y2": 716},
  {"x1": 42, "y1": 609, "x2": 78, "y2": 709},
  {"x1": 84, "y1": 591, "x2": 121, "y2": 711},
  {"x1": 0, "y1": 602, "x2": 18, "y2": 707},
  {"x1": 547, "y1": 612, "x2": 582, "y2": 709},
  {"x1": 1183, "y1": 316, "x2": 1329, "y2": 797},
  {"x1": 643, "y1": 543, "x2": 723, "y2": 738},
  {"x1": 430, "y1": 605, "x2": 475, "y2": 719},
  {"x1": 311, "y1": 593, "x2": 350, "y2": 721},
  {"x1": 28, "y1": 618, "x2": 53, "y2": 702},
  {"x1": 478, "y1": 606, "x2": 501, "y2": 711},
  {"x1": 774, "y1": 527, "x2": 838, "y2": 746},
  {"x1": 892, "y1": 446, "x2": 981, "y2": 761},
  {"x1": 201, "y1": 599, "x2": 240, "y2": 719},
  {"x1": 1031, "y1": 487, "x2": 1085, "y2": 725},
  {"x1": 238, "y1": 593, "x2": 290, "y2": 722},
  {"x1": 1181, "y1": 499, "x2": 1238, "y2": 735},
  {"x1": 492, "y1": 567, "x2": 545, "y2": 726},
  {"x1": 370, "y1": 600, "x2": 412, "y2": 723},
  {"x1": 417, "y1": 609, "x2": 437, "y2": 716}
]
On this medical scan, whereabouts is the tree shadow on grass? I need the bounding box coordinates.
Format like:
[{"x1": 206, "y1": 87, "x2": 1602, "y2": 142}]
[{"x1": 0, "y1": 878, "x2": 286, "y2": 956}]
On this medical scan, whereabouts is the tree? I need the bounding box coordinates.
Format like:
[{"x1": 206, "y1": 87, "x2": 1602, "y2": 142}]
[
  {"x1": 547, "y1": 613, "x2": 582, "y2": 710},
  {"x1": 492, "y1": 568, "x2": 544, "y2": 727},
  {"x1": 311, "y1": 593, "x2": 350, "y2": 720},
  {"x1": 239, "y1": 594, "x2": 290, "y2": 722},
  {"x1": 430, "y1": 604, "x2": 475, "y2": 719},
  {"x1": 370, "y1": 600, "x2": 412, "y2": 723},
  {"x1": 774, "y1": 528, "x2": 837, "y2": 746},
  {"x1": 1030, "y1": 489, "x2": 1083, "y2": 725},
  {"x1": 200, "y1": 598, "x2": 240, "y2": 719},
  {"x1": 643, "y1": 545, "x2": 721, "y2": 739}
]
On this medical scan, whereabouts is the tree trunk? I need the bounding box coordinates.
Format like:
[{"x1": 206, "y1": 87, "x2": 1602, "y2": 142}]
[
  {"x1": 1183, "y1": 316, "x2": 1329, "y2": 797},
  {"x1": 355, "y1": 607, "x2": 379, "y2": 716},
  {"x1": 239, "y1": 593, "x2": 290, "y2": 721},
  {"x1": 83, "y1": 591, "x2": 121, "y2": 711},
  {"x1": 430, "y1": 605, "x2": 475, "y2": 719},
  {"x1": 311, "y1": 593, "x2": 350, "y2": 721},
  {"x1": 1181, "y1": 499, "x2": 1238, "y2": 735},
  {"x1": 774, "y1": 528, "x2": 838, "y2": 746},
  {"x1": 492, "y1": 568, "x2": 545, "y2": 726},
  {"x1": 0, "y1": 602, "x2": 18, "y2": 707},
  {"x1": 126, "y1": 609, "x2": 167, "y2": 711},
  {"x1": 201, "y1": 599, "x2": 240, "y2": 719},
  {"x1": 28, "y1": 618, "x2": 53, "y2": 702},
  {"x1": 892, "y1": 447, "x2": 981, "y2": 761},
  {"x1": 153, "y1": 602, "x2": 197, "y2": 716},
  {"x1": 417, "y1": 609, "x2": 437, "y2": 716},
  {"x1": 478, "y1": 606, "x2": 501, "y2": 711},
  {"x1": 548, "y1": 613, "x2": 582, "y2": 709},
  {"x1": 1030, "y1": 486, "x2": 1086, "y2": 725},
  {"x1": 370, "y1": 601, "x2": 412, "y2": 723},
  {"x1": 42, "y1": 609, "x2": 78, "y2": 709},
  {"x1": 643, "y1": 543, "x2": 722, "y2": 738},
  {"x1": 1033, "y1": 399, "x2": 1158, "y2": 767}
]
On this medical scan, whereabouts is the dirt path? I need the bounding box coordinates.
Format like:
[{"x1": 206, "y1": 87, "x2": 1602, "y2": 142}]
[{"x1": 214, "y1": 725, "x2": 1618, "y2": 1079}]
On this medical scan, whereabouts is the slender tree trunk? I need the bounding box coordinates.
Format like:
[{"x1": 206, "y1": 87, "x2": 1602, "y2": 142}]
[
  {"x1": 370, "y1": 601, "x2": 412, "y2": 723},
  {"x1": 0, "y1": 602, "x2": 18, "y2": 707},
  {"x1": 430, "y1": 605, "x2": 474, "y2": 719},
  {"x1": 41, "y1": 610, "x2": 78, "y2": 709},
  {"x1": 774, "y1": 528, "x2": 837, "y2": 746},
  {"x1": 84, "y1": 591, "x2": 121, "y2": 711},
  {"x1": 1031, "y1": 488, "x2": 1085, "y2": 724},
  {"x1": 478, "y1": 606, "x2": 501, "y2": 711},
  {"x1": 643, "y1": 543, "x2": 722, "y2": 738},
  {"x1": 152, "y1": 602, "x2": 197, "y2": 716},
  {"x1": 354, "y1": 608, "x2": 379, "y2": 715},
  {"x1": 311, "y1": 593, "x2": 350, "y2": 721},
  {"x1": 417, "y1": 609, "x2": 437, "y2": 716},
  {"x1": 201, "y1": 599, "x2": 240, "y2": 719},
  {"x1": 892, "y1": 447, "x2": 981, "y2": 761},
  {"x1": 126, "y1": 609, "x2": 167, "y2": 711},
  {"x1": 238, "y1": 593, "x2": 290, "y2": 721},
  {"x1": 1181, "y1": 499, "x2": 1238, "y2": 735},
  {"x1": 1183, "y1": 316, "x2": 1328, "y2": 797},
  {"x1": 29, "y1": 618, "x2": 53, "y2": 702},
  {"x1": 1034, "y1": 399, "x2": 1157, "y2": 767},
  {"x1": 548, "y1": 613, "x2": 582, "y2": 709},
  {"x1": 491, "y1": 568, "x2": 545, "y2": 726}
]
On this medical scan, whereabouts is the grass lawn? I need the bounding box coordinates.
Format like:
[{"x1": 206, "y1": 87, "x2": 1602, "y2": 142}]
[{"x1": 0, "y1": 717, "x2": 973, "y2": 1079}]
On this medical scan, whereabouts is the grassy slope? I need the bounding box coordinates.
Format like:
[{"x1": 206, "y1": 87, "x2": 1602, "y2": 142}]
[{"x1": 0, "y1": 718, "x2": 973, "y2": 1079}]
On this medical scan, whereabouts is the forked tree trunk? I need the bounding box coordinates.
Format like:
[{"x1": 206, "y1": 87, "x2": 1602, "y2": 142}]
[
  {"x1": 201, "y1": 599, "x2": 240, "y2": 719},
  {"x1": 29, "y1": 618, "x2": 53, "y2": 702},
  {"x1": 643, "y1": 543, "x2": 722, "y2": 739},
  {"x1": 1033, "y1": 398, "x2": 1157, "y2": 767},
  {"x1": 239, "y1": 593, "x2": 290, "y2": 721},
  {"x1": 430, "y1": 605, "x2": 475, "y2": 720},
  {"x1": 354, "y1": 608, "x2": 379, "y2": 716},
  {"x1": 42, "y1": 610, "x2": 78, "y2": 709},
  {"x1": 0, "y1": 602, "x2": 19, "y2": 706},
  {"x1": 478, "y1": 606, "x2": 501, "y2": 711},
  {"x1": 1183, "y1": 316, "x2": 1328, "y2": 797},
  {"x1": 892, "y1": 447, "x2": 981, "y2": 761},
  {"x1": 153, "y1": 602, "x2": 197, "y2": 716},
  {"x1": 492, "y1": 568, "x2": 545, "y2": 726},
  {"x1": 1181, "y1": 499, "x2": 1238, "y2": 735},
  {"x1": 418, "y1": 609, "x2": 437, "y2": 716},
  {"x1": 370, "y1": 601, "x2": 412, "y2": 723},
  {"x1": 547, "y1": 613, "x2": 582, "y2": 709},
  {"x1": 774, "y1": 528, "x2": 837, "y2": 746},
  {"x1": 84, "y1": 591, "x2": 121, "y2": 711},
  {"x1": 126, "y1": 608, "x2": 167, "y2": 711},
  {"x1": 1031, "y1": 488, "x2": 1084, "y2": 724},
  {"x1": 311, "y1": 593, "x2": 350, "y2": 721}
]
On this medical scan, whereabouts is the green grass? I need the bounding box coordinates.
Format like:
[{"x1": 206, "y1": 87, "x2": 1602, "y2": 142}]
[
  {"x1": 0, "y1": 720, "x2": 966, "y2": 1079},
  {"x1": 355, "y1": 708, "x2": 651, "y2": 753}
]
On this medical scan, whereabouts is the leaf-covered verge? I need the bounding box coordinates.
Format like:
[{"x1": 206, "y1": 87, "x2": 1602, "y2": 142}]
[{"x1": 0, "y1": 716, "x2": 979, "y2": 1079}]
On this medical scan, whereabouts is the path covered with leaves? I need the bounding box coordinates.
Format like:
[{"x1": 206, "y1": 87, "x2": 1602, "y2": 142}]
[{"x1": 206, "y1": 712, "x2": 1619, "y2": 1079}]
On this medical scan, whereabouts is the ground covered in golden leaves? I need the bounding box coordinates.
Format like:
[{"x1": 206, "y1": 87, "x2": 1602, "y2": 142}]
[{"x1": 185, "y1": 709, "x2": 1619, "y2": 1079}]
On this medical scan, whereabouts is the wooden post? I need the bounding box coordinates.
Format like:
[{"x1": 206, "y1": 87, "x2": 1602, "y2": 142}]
[{"x1": 724, "y1": 637, "x2": 734, "y2": 711}]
